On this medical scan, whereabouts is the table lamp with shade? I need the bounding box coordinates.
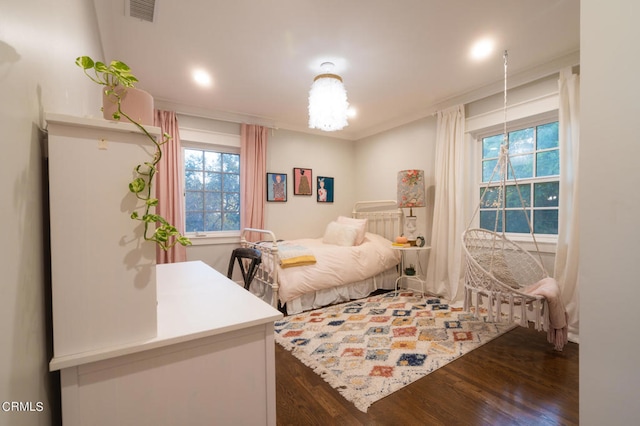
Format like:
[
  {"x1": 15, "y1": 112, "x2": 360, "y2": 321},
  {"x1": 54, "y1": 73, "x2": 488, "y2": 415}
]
[{"x1": 397, "y1": 169, "x2": 425, "y2": 245}]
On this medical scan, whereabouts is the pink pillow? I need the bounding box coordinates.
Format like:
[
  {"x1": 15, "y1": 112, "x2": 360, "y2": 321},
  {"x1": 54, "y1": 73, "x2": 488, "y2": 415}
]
[{"x1": 337, "y1": 216, "x2": 368, "y2": 245}]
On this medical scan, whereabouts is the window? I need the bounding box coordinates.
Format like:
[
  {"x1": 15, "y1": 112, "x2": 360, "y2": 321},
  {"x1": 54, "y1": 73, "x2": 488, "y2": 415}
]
[
  {"x1": 479, "y1": 121, "x2": 559, "y2": 235},
  {"x1": 184, "y1": 148, "x2": 240, "y2": 234}
]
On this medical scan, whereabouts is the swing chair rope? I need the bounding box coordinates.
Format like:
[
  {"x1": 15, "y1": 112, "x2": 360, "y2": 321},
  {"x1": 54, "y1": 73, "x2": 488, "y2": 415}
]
[{"x1": 463, "y1": 49, "x2": 549, "y2": 296}]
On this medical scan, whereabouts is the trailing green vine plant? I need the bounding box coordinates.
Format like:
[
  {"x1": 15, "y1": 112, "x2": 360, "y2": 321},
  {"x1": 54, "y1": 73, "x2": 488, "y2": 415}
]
[{"x1": 76, "y1": 56, "x2": 191, "y2": 251}]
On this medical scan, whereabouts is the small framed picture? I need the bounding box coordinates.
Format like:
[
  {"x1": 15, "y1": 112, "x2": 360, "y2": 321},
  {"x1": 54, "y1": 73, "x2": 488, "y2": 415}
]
[
  {"x1": 317, "y1": 176, "x2": 334, "y2": 203},
  {"x1": 293, "y1": 167, "x2": 313, "y2": 195},
  {"x1": 266, "y1": 172, "x2": 287, "y2": 202}
]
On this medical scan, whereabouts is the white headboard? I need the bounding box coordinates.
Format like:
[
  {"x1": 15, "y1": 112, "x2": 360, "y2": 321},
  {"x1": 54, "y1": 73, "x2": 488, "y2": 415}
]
[{"x1": 352, "y1": 200, "x2": 403, "y2": 242}]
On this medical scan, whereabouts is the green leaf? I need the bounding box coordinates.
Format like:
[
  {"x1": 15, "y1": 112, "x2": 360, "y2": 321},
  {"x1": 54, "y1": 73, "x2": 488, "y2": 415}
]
[
  {"x1": 129, "y1": 177, "x2": 146, "y2": 193},
  {"x1": 155, "y1": 228, "x2": 169, "y2": 242},
  {"x1": 94, "y1": 62, "x2": 108, "y2": 73},
  {"x1": 75, "y1": 56, "x2": 94, "y2": 70},
  {"x1": 143, "y1": 214, "x2": 161, "y2": 223},
  {"x1": 146, "y1": 198, "x2": 159, "y2": 206},
  {"x1": 110, "y1": 60, "x2": 131, "y2": 73},
  {"x1": 177, "y1": 236, "x2": 192, "y2": 246},
  {"x1": 130, "y1": 211, "x2": 139, "y2": 219}
]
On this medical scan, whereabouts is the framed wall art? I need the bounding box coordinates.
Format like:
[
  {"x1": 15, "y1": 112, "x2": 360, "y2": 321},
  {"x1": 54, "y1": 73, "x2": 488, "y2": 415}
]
[
  {"x1": 317, "y1": 176, "x2": 334, "y2": 203},
  {"x1": 266, "y1": 172, "x2": 287, "y2": 202},
  {"x1": 293, "y1": 167, "x2": 313, "y2": 195}
]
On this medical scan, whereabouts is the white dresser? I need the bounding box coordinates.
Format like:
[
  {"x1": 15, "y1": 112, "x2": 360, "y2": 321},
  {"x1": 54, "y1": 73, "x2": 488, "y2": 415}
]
[{"x1": 49, "y1": 260, "x2": 283, "y2": 425}]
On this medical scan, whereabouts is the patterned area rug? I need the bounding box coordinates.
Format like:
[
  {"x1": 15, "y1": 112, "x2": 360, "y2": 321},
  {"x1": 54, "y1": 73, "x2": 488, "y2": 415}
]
[{"x1": 274, "y1": 291, "x2": 516, "y2": 412}]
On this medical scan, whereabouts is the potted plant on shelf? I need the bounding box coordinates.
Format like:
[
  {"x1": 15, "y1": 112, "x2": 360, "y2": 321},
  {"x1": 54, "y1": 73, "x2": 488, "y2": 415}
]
[{"x1": 76, "y1": 56, "x2": 191, "y2": 251}]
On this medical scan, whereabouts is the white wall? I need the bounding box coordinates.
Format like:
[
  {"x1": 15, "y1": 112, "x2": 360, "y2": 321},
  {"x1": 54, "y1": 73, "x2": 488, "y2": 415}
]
[
  {"x1": 264, "y1": 129, "x2": 356, "y2": 240},
  {"x1": 354, "y1": 116, "x2": 437, "y2": 240},
  {"x1": 354, "y1": 116, "x2": 437, "y2": 287},
  {"x1": 0, "y1": 0, "x2": 103, "y2": 424},
  {"x1": 580, "y1": 1, "x2": 640, "y2": 423}
]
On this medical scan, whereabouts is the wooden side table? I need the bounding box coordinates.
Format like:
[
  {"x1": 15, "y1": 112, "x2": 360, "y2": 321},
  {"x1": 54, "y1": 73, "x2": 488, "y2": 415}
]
[{"x1": 392, "y1": 245, "x2": 431, "y2": 295}]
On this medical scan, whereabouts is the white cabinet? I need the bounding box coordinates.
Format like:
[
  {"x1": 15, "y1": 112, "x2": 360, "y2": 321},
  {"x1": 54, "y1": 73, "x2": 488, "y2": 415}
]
[
  {"x1": 47, "y1": 114, "x2": 283, "y2": 424},
  {"x1": 46, "y1": 113, "x2": 159, "y2": 357},
  {"x1": 50, "y1": 261, "x2": 283, "y2": 425}
]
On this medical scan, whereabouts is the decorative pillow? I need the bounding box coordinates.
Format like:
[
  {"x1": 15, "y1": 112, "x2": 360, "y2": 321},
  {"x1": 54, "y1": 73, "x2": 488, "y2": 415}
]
[
  {"x1": 322, "y1": 221, "x2": 359, "y2": 247},
  {"x1": 336, "y1": 216, "x2": 368, "y2": 245}
]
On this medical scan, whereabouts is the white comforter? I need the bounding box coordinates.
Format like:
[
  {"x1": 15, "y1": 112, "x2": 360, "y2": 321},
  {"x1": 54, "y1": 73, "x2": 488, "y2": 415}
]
[{"x1": 274, "y1": 232, "x2": 400, "y2": 303}]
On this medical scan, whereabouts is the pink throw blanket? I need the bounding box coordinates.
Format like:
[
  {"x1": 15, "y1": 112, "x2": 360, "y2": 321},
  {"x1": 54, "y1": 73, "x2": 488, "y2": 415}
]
[{"x1": 523, "y1": 277, "x2": 568, "y2": 351}]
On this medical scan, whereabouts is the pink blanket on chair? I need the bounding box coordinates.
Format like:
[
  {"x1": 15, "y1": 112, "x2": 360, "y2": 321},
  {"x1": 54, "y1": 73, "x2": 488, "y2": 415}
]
[{"x1": 523, "y1": 277, "x2": 568, "y2": 351}]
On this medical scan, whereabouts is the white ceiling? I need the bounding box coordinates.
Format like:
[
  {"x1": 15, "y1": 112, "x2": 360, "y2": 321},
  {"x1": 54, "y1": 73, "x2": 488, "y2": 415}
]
[{"x1": 93, "y1": 0, "x2": 580, "y2": 140}]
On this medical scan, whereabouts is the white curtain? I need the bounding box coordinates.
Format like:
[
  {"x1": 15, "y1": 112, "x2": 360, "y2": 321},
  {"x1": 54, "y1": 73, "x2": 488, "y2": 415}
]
[
  {"x1": 555, "y1": 68, "x2": 580, "y2": 342},
  {"x1": 426, "y1": 105, "x2": 466, "y2": 301}
]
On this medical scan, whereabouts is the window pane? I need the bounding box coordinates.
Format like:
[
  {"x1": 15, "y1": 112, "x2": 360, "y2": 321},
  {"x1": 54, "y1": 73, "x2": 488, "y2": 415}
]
[
  {"x1": 536, "y1": 150, "x2": 560, "y2": 176},
  {"x1": 184, "y1": 149, "x2": 203, "y2": 170},
  {"x1": 506, "y1": 184, "x2": 530, "y2": 208},
  {"x1": 185, "y1": 170, "x2": 203, "y2": 190},
  {"x1": 537, "y1": 122, "x2": 559, "y2": 150},
  {"x1": 224, "y1": 192, "x2": 240, "y2": 211},
  {"x1": 223, "y1": 213, "x2": 240, "y2": 230},
  {"x1": 185, "y1": 212, "x2": 203, "y2": 233},
  {"x1": 480, "y1": 186, "x2": 501, "y2": 208},
  {"x1": 534, "y1": 182, "x2": 559, "y2": 207},
  {"x1": 505, "y1": 209, "x2": 531, "y2": 233},
  {"x1": 534, "y1": 210, "x2": 558, "y2": 234},
  {"x1": 205, "y1": 212, "x2": 222, "y2": 232},
  {"x1": 205, "y1": 172, "x2": 222, "y2": 191},
  {"x1": 223, "y1": 153, "x2": 240, "y2": 173},
  {"x1": 482, "y1": 135, "x2": 503, "y2": 159},
  {"x1": 204, "y1": 191, "x2": 221, "y2": 211},
  {"x1": 480, "y1": 210, "x2": 502, "y2": 232},
  {"x1": 508, "y1": 128, "x2": 534, "y2": 155},
  {"x1": 185, "y1": 191, "x2": 203, "y2": 210},
  {"x1": 482, "y1": 159, "x2": 498, "y2": 182},
  {"x1": 508, "y1": 154, "x2": 533, "y2": 180},
  {"x1": 223, "y1": 173, "x2": 240, "y2": 192},
  {"x1": 204, "y1": 151, "x2": 222, "y2": 172}
]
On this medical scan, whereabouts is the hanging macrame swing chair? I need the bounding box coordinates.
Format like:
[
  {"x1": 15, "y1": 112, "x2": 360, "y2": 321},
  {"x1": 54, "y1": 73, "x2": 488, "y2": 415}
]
[{"x1": 462, "y1": 51, "x2": 553, "y2": 336}]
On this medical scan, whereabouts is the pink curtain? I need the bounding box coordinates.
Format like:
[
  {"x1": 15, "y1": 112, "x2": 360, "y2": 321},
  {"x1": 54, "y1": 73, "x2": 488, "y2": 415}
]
[
  {"x1": 240, "y1": 124, "x2": 267, "y2": 241},
  {"x1": 154, "y1": 110, "x2": 187, "y2": 264}
]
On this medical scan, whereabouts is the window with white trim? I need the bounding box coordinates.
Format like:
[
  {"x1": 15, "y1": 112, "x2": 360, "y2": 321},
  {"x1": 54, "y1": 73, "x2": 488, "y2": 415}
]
[
  {"x1": 180, "y1": 128, "x2": 241, "y2": 236},
  {"x1": 479, "y1": 121, "x2": 559, "y2": 235}
]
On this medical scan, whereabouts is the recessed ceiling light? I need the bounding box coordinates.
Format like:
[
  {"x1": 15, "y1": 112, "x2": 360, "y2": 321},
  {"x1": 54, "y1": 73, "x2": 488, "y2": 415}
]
[
  {"x1": 347, "y1": 107, "x2": 357, "y2": 118},
  {"x1": 192, "y1": 69, "x2": 212, "y2": 87},
  {"x1": 470, "y1": 38, "x2": 495, "y2": 60}
]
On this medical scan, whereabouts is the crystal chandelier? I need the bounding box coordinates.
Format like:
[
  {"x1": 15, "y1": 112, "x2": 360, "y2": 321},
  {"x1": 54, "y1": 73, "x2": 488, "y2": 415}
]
[{"x1": 308, "y1": 62, "x2": 349, "y2": 132}]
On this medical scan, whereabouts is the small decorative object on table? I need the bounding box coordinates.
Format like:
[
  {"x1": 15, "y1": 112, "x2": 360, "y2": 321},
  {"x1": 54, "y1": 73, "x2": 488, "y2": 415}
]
[{"x1": 405, "y1": 264, "x2": 416, "y2": 276}]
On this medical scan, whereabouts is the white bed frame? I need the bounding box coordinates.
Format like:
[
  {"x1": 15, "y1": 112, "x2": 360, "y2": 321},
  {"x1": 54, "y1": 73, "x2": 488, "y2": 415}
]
[{"x1": 240, "y1": 200, "x2": 403, "y2": 313}]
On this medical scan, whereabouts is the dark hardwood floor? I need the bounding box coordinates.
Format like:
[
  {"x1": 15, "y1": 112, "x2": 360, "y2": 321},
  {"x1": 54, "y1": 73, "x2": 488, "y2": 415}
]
[{"x1": 276, "y1": 324, "x2": 578, "y2": 426}]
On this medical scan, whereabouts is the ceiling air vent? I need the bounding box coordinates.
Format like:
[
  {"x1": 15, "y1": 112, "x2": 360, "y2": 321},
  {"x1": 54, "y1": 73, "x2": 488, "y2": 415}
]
[{"x1": 128, "y1": 0, "x2": 156, "y2": 23}]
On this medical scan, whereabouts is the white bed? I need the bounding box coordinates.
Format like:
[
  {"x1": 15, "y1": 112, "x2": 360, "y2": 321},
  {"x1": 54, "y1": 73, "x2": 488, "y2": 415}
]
[{"x1": 241, "y1": 200, "x2": 403, "y2": 315}]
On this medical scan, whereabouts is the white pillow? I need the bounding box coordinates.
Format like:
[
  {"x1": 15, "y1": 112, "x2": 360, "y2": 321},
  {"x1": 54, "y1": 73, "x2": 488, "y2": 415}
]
[
  {"x1": 337, "y1": 216, "x2": 368, "y2": 245},
  {"x1": 322, "y1": 221, "x2": 359, "y2": 247}
]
